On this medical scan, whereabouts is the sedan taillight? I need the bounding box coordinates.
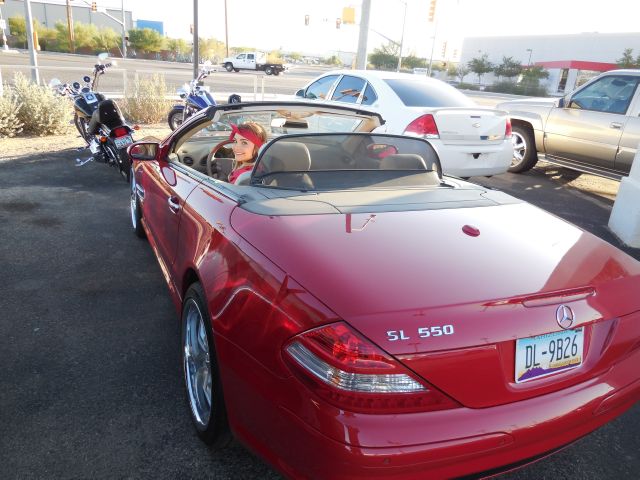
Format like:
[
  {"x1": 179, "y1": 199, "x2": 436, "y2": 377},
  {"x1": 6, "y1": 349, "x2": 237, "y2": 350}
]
[
  {"x1": 284, "y1": 322, "x2": 460, "y2": 414},
  {"x1": 505, "y1": 118, "x2": 512, "y2": 138},
  {"x1": 404, "y1": 114, "x2": 440, "y2": 139}
]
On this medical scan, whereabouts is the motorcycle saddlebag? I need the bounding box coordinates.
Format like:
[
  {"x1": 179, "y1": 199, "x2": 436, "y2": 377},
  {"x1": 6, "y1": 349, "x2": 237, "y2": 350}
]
[{"x1": 87, "y1": 99, "x2": 126, "y2": 134}]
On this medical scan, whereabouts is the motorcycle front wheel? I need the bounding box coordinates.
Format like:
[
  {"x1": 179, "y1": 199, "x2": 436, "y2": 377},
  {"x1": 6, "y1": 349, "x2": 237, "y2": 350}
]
[
  {"x1": 74, "y1": 113, "x2": 91, "y2": 144},
  {"x1": 168, "y1": 108, "x2": 186, "y2": 131}
]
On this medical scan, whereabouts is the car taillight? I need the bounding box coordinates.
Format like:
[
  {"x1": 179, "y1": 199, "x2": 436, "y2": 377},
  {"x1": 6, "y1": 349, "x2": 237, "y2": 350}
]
[
  {"x1": 404, "y1": 114, "x2": 440, "y2": 139},
  {"x1": 505, "y1": 118, "x2": 512, "y2": 138},
  {"x1": 284, "y1": 322, "x2": 460, "y2": 414},
  {"x1": 112, "y1": 126, "x2": 129, "y2": 137}
]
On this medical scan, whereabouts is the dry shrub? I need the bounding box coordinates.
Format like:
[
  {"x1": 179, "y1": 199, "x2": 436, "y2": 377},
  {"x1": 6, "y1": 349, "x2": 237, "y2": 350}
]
[
  {"x1": 9, "y1": 73, "x2": 72, "y2": 135},
  {"x1": 122, "y1": 74, "x2": 173, "y2": 124},
  {"x1": 0, "y1": 93, "x2": 24, "y2": 138}
]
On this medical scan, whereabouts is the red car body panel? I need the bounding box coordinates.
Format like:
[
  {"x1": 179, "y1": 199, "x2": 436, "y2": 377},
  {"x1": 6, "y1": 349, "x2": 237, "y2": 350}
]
[{"x1": 132, "y1": 118, "x2": 640, "y2": 479}]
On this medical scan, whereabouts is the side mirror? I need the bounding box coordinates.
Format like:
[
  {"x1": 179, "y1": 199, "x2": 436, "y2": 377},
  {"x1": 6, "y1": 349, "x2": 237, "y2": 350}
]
[
  {"x1": 557, "y1": 97, "x2": 566, "y2": 108},
  {"x1": 295, "y1": 89, "x2": 305, "y2": 98},
  {"x1": 128, "y1": 142, "x2": 159, "y2": 160}
]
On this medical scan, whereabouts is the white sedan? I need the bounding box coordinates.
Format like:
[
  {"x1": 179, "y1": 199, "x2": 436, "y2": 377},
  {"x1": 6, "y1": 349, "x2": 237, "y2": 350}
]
[{"x1": 295, "y1": 70, "x2": 513, "y2": 177}]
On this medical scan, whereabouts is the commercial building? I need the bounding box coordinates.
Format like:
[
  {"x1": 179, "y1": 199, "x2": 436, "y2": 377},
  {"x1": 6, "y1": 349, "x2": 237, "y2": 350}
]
[{"x1": 459, "y1": 32, "x2": 638, "y2": 94}]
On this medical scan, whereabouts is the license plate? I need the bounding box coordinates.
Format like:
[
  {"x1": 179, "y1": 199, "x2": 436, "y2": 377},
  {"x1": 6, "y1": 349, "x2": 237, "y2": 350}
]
[
  {"x1": 515, "y1": 328, "x2": 584, "y2": 383},
  {"x1": 114, "y1": 135, "x2": 133, "y2": 149}
]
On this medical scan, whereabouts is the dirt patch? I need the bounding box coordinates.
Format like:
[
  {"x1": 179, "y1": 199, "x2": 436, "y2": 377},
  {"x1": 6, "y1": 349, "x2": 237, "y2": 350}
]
[{"x1": 0, "y1": 123, "x2": 172, "y2": 162}]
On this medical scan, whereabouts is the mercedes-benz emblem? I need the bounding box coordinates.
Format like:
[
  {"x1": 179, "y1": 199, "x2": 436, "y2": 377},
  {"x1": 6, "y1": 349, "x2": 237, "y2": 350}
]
[{"x1": 555, "y1": 304, "x2": 575, "y2": 330}]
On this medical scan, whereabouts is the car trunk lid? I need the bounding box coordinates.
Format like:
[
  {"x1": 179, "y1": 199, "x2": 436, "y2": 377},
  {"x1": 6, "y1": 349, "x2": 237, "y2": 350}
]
[{"x1": 232, "y1": 198, "x2": 640, "y2": 408}]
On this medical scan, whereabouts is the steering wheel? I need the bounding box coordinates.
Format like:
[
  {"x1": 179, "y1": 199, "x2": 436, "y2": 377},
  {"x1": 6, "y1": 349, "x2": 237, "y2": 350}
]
[{"x1": 206, "y1": 139, "x2": 235, "y2": 179}]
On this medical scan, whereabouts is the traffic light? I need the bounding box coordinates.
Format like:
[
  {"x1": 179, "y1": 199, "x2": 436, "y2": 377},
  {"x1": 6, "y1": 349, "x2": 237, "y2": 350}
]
[
  {"x1": 304, "y1": 14, "x2": 309, "y2": 26},
  {"x1": 336, "y1": 18, "x2": 341, "y2": 29},
  {"x1": 91, "y1": 2, "x2": 97, "y2": 12},
  {"x1": 441, "y1": 41, "x2": 447, "y2": 57},
  {"x1": 342, "y1": 7, "x2": 355, "y2": 24},
  {"x1": 428, "y1": 0, "x2": 437, "y2": 22}
]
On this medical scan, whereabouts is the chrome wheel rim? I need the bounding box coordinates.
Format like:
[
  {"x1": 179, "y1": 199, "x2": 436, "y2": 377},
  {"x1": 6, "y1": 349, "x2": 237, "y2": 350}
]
[
  {"x1": 130, "y1": 172, "x2": 137, "y2": 229},
  {"x1": 511, "y1": 131, "x2": 526, "y2": 168},
  {"x1": 183, "y1": 299, "x2": 212, "y2": 428}
]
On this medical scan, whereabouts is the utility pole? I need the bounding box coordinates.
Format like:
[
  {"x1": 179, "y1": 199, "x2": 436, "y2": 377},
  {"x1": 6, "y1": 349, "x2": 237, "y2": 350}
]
[
  {"x1": 396, "y1": 1, "x2": 407, "y2": 72},
  {"x1": 121, "y1": 0, "x2": 127, "y2": 58},
  {"x1": 66, "y1": 0, "x2": 75, "y2": 53},
  {"x1": 23, "y1": 0, "x2": 39, "y2": 83},
  {"x1": 355, "y1": 0, "x2": 371, "y2": 69},
  {"x1": 224, "y1": 0, "x2": 229, "y2": 57},
  {"x1": 192, "y1": 0, "x2": 199, "y2": 79}
]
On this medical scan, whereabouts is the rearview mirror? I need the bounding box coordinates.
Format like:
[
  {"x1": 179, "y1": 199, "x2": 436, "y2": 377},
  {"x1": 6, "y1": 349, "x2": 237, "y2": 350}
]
[{"x1": 128, "y1": 142, "x2": 159, "y2": 160}]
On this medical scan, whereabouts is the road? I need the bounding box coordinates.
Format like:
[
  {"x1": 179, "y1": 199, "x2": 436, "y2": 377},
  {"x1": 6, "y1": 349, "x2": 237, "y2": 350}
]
[
  {"x1": 1, "y1": 50, "x2": 329, "y2": 99},
  {"x1": 0, "y1": 144, "x2": 638, "y2": 479}
]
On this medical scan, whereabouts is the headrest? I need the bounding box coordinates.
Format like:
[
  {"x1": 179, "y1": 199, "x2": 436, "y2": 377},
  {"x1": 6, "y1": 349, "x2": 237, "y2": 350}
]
[
  {"x1": 380, "y1": 153, "x2": 428, "y2": 170},
  {"x1": 260, "y1": 141, "x2": 311, "y2": 172}
]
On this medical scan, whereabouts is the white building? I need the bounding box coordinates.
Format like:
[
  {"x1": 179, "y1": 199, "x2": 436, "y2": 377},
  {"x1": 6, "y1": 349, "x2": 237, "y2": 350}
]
[{"x1": 459, "y1": 32, "x2": 638, "y2": 94}]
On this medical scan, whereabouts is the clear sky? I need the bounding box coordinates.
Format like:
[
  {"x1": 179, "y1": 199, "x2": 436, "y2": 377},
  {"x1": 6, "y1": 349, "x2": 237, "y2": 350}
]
[{"x1": 102, "y1": 0, "x2": 640, "y2": 58}]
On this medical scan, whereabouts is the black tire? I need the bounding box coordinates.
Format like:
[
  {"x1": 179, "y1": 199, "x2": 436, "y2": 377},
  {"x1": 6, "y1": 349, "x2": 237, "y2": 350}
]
[
  {"x1": 233, "y1": 68, "x2": 239, "y2": 73},
  {"x1": 118, "y1": 147, "x2": 131, "y2": 182},
  {"x1": 182, "y1": 283, "x2": 231, "y2": 447},
  {"x1": 264, "y1": 66, "x2": 273, "y2": 76},
  {"x1": 130, "y1": 167, "x2": 146, "y2": 239},
  {"x1": 273, "y1": 70, "x2": 280, "y2": 76},
  {"x1": 225, "y1": 63, "x2": 234, "y2": 72},
  {"x1": 74, "y1": 113, "x2": 91, "y2": 144},
  {"x1": 168, "y1": 108, "x2": 185, "y2": 131},
  {"x1": 227, "y1": 94, "x2": 241, "y2": 104},
  {"x1": 509, "y1": 125, "x2": 538, "y2": 173}
]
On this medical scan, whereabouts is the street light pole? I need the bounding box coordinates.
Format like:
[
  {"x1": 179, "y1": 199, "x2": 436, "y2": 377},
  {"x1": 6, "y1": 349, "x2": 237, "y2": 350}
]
[
  {"x1": 526, "y1": 48, "x2": 532, "y2": 66},
  {"x1": 224, "y1": 0, "x2": 229, "y2": 57},
  {"x1": 355, "y1": 0, "x2": 371, "y2": 69},
  {"x1": 396, "y1": 0, "x2": 407, "y2": 72},
  {"x1": 121, "y1": 0, "x2": 127, "y2": 58},
  {"x1": 23, "y1": 0, "x2": 39, "y2": 83},
  {"x1": 65, "y1": 0, "x2": 75, "y2": 54},
  {"x1": 193, "y1": 0, "x2": 199, "y2": 79}
]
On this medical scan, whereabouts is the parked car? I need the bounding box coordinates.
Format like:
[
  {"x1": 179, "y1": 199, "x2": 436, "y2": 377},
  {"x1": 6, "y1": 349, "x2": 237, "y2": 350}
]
[
  {"x1": 294, "y1": 69, "x2": 513, "y2": 177},
  {"x1": 127, "y1": 101, "x2": 640, "y2": 480},
  {"x1": 498, "y1": 69, "x2": 640, "y2": 179}
]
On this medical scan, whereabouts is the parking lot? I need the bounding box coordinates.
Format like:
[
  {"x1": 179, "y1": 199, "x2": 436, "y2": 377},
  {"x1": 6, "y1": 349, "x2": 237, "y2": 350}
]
[{"x1": 1, "y1": 145, "x2": 639, "y2": 479}]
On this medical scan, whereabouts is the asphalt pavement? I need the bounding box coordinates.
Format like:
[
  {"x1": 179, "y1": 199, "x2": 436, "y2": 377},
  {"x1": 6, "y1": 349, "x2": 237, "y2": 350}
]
[{"x1": 0, "y1": 148, "x2": 638, "y2": 479}]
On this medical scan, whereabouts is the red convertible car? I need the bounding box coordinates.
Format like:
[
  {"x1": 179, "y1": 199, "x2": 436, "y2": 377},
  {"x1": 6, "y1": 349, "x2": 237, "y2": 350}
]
[{"x1": 128, "y1": 102, "x2": 640, "y2": 479}]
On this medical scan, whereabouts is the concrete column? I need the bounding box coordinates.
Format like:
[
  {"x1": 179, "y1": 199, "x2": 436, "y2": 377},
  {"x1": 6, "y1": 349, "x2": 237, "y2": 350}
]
[{"x1": 609, "y1": 145, "x2": 640, "y2": 247}]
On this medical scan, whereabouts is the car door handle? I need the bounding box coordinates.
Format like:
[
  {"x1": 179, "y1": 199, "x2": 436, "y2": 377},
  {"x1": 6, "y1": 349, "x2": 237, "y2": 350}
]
[
  {"x1": 610, "y1": 122, "x2": 623, "y2": 129},
  {"x1": 167, "y1": 196, "x2": 180, "y2": 214}
]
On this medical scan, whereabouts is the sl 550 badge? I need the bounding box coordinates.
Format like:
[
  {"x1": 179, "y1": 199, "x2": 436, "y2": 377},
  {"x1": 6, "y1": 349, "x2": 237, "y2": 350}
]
[{"x1": 387, "y1": 324, "x2": 455, "y2": 342}]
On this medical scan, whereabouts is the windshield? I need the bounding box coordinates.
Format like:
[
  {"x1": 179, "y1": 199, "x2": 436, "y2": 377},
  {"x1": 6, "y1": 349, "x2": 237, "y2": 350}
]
[
  {"x1": 251, "y1": 133, "x2": 442, "y2": 191},
  {"x1": 385, "y1": 79, "x2": 476, "y2": 108}
]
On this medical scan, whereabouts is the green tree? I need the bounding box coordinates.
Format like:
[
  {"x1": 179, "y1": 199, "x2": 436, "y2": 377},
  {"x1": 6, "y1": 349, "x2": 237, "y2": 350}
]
[
  {"x1": 289, "y1": 52, "x2": 303, "y2": 62},
  {"x1": 494, "y1": 56, "x2": 522, "y2": 80},
  {"x1": 520, "y1": 65, "x2": 549, "y2": 90},
  {"x1": 447, "y1": 63, "x2": 458, "y2": 78},
  {"x1": 74, "y1": 23, "x2": 99, "y2": 50},
  {"x1": 8, "y1": 17, "x2": 28, "y2": 47},
  {"x1": 402, "y1": 55, "x2": 427, "y2": 69},
  {"x1": 128, "y1": 28, "x2": 164, "y2": 54},
  {"x1": 467, "y1": 53, "x2": 494, "y2": 84},
  {"x1": 617, "y1": 48, "x2": 637, "y2": 68},
  {"x1": 94, "y1": 26, "x2": 121, "y2": 53},
  {"x1": 456, "y1": 64, "x2": 470, "y2": 83},
  {"x1": 198, "y1": 37, "x2": 226, "y2": 62}
]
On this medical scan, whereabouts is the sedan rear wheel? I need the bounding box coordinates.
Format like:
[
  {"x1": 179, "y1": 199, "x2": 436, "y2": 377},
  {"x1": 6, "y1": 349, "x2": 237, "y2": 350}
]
[
  {"x1": 509, "y1": 125, "x2": 538, "y2": 173},
  {"x1": 182, "y1": 283, "x2": 231, "y2": 447}
]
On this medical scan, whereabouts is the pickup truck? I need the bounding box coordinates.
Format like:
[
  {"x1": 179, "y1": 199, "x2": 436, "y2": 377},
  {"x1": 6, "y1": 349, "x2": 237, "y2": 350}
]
[
  {"x1": 497, "y1": 69, "x2": 640, "y2": 180},
  {"x1": 222, "y1": 51, "x2": 286, "y2": 76}
]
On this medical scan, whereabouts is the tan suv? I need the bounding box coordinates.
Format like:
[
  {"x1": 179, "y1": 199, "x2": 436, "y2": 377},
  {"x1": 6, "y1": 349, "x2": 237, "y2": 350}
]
[{"x1": 497, "y1": 70, "x2": 640, "y2": 180}]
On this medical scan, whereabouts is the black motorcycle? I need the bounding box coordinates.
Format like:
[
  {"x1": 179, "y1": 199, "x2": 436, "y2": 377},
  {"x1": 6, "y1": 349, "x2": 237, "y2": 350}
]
[{"x1": 50, "y1": 53, "x2": 135, "y2": 181}]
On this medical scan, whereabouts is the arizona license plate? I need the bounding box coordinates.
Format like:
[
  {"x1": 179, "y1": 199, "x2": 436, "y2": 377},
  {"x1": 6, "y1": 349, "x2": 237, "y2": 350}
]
[
  {"x1": 114, "y1": 135, "x2": 133, "y2": 149},
  {"x1": 515, "y1": 328, "x2": 584, "y2": 383}
]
